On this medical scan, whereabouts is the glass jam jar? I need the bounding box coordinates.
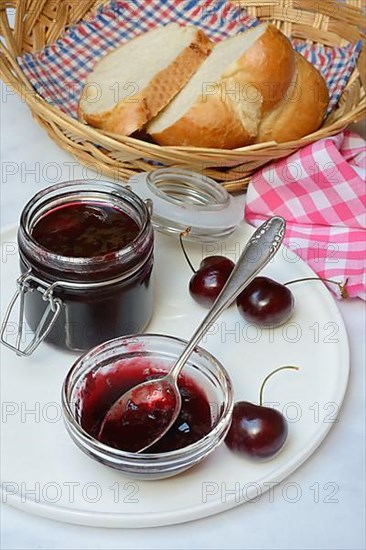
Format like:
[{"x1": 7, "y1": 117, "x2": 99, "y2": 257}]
[{"x1": 1, "y1": 180, "x2": 154, "y2": 355}]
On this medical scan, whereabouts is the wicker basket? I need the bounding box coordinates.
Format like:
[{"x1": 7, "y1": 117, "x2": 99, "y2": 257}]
[{"x1": 1, "y1": 0, "x2": 365, "y2": 193}]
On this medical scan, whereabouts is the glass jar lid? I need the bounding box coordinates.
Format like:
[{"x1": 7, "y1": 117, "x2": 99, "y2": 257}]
[{"x1": 127, "y1": 169, "x2": 243, "y2": 241}]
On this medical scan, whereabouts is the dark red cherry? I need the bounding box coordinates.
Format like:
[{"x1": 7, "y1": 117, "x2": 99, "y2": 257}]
[
  {"x1": 179, "y1": 228, "x2": 235, "y2": 308},
  {"x1": 237, "y1": 276, "x2": 294, "y2": 327},
  {"x1": 225, "y1": 366, "x2": 298, "y2": 459},
  {"x1": 225, "y1": 401, "x2": 288, "y2": 459},
  {"x1": 189, "y1": 256, "x2": 235, "y2": 308}
]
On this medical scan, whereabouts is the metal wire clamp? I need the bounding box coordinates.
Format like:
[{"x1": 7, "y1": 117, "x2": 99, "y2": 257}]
[{"x1": 0, "y1": 270, "x2": 62, "y2": 357}]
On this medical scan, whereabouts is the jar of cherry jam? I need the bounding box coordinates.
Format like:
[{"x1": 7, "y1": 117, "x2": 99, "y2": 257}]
[{"x1": 1, "y1": 180, "x2": 154, "y2": 355}]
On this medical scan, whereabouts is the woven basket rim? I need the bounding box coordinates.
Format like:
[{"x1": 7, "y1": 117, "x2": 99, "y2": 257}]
[{"x1": 1, "y1": 0, "x2": 365, "y2": 191}]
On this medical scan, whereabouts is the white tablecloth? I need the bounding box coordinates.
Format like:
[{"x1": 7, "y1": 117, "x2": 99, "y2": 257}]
[{"x1": 1, "y1": 89, "x2": 365, "y2": 550}]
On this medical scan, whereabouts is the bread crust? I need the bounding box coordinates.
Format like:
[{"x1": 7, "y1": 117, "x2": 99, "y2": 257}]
[
  {"x1": 151, "y1": 87, "x2": 254, "y2": 149},
  {"x1": 150, "y1": 24, "x2": 296, "y2": 149},
  {"x1": 255, "y1": 52, "x2": 329, "y2": 144},
  {"x1": 223, "y1": 24, "x2": 296, "y2": 113},
  {"x1": 79, "y1": 28, "x2": 213, "y2": 136}
]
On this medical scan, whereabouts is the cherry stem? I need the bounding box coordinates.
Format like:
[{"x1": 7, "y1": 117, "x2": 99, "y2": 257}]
[
  {"x1": 284, "y1": 277, "x2": 349, "y2": 299},
  {"x1": 179, "y1": 227, "x2": 197, "y2": 274},
  {"x1": 259, "y1": 366, "x2": 299, "y2": 407}
]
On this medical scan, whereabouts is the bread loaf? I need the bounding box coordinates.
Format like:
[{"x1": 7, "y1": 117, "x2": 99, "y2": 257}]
[
  {"x1": 80, "y1": 23, "x2": 330, "y2": 147},
  {"x1": 255, "y1": 52, "x2": 329, "y2": 143},
  {"x1": 78, "y1": 24, "x2": 213, "y2": 136},
  {"x1": 148, "y1": 24, "x2": 296, "y2": 148}
]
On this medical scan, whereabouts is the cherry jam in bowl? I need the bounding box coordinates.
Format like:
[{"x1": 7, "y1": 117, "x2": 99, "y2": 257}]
[{"x1": 62, "y1": 334, "x2": 233, "y2": 479}]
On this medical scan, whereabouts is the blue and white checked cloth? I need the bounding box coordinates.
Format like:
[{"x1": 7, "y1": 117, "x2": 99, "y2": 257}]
[{"x1": 17, "y1": 0, "x2": 362, "y2": 120}]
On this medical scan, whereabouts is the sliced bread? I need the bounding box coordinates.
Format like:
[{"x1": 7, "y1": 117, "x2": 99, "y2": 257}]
[
  {"x1": 79, "y1": 24, "x2": 213, "y2": 136},
  {"x1": 148, "y1": 23, "x2": 296, "y2": 149}
]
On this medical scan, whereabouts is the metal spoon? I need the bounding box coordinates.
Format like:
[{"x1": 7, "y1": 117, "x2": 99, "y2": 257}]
[{"x1": 98, "y1": 216, "x2": 286, "y2": 453}]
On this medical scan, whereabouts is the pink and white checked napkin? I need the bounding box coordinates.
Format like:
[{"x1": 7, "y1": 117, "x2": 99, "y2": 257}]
[{"x1": 245, "y1": 131, "x2": 366, "y2": 300}]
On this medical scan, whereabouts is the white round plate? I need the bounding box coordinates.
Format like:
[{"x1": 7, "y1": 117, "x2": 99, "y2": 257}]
[{"x1": 0, "y1": 223, "x2": 349, "y2": 528}]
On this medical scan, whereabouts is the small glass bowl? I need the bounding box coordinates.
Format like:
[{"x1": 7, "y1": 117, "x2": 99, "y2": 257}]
[{"x1": 61, "y1": 334, "x2": 233, "y2": 480}]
